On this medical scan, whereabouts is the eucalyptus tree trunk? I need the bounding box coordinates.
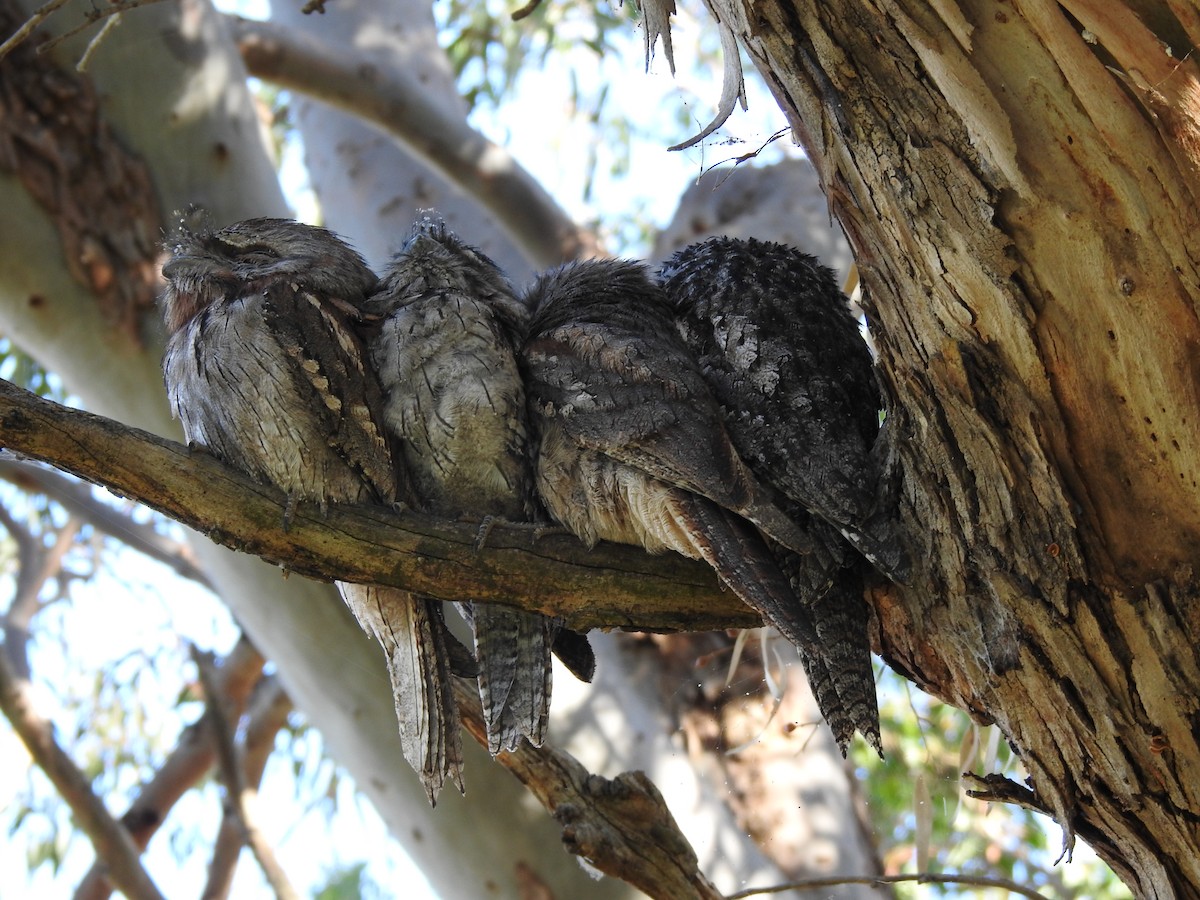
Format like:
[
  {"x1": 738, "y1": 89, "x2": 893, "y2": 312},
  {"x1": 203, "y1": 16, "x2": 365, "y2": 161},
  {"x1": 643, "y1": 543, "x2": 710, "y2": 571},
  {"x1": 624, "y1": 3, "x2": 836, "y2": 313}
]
[
  {"x1": 707, "y1": 0, "x2": 1200, "y2": 894},
  {"x1": 0, "y1": 1, "x2": 617, "y2": 896}
]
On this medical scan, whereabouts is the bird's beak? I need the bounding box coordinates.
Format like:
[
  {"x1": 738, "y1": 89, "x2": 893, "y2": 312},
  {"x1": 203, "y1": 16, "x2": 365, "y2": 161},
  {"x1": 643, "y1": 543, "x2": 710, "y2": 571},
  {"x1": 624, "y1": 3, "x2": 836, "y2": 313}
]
[
  {"x1": 162, "y1": 255, "x2": 230, "y2": 281},
  {"x1": 161, "y1": 257, "x2": 187, "y2": 279}
]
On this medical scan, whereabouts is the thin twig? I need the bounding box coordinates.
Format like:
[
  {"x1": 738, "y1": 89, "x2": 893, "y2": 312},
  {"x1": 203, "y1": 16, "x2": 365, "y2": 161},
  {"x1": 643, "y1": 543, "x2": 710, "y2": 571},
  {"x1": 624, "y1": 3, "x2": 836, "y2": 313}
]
[
  {"x1": 74, "y1": 636, "x2": 267, "y2": 900},
  {"x1": 35, "y1": 0, "x2": 169, "y2": 57},
  {"x1": 0, "y1": 502, "x2": 82, "y2": 679},
  {"x1": 0, "y1": 641, "x2": 165, "y2": 900},
  {"x1": 510, "y1": 0, "x2": 544, "y2": 21},
  {"x1": 76, "y1": 11, "x2": 122, "y2": 72},
  {"x1": 727, "y1": 872, "x2": 1051, "y2": 900},
  {"x1": 203, "y1": 675, "x2": 292, "y2": 900},
  {"x1": 193, "y1": 647, "x2": 299, "y2": 900},
  {"x1": 0, "y1": 503, "x2": 36, "y2": 677},
  {"x1": 0, "y1": 0, "x2": 70, "y2": 61}
]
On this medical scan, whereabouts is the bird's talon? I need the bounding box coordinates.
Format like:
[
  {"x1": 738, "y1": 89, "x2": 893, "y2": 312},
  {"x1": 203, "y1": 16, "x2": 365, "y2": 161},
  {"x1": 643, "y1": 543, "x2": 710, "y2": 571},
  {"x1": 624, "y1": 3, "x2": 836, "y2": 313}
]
[
  {"x1": 531, "y1": 522, "x2": 570, "y2": 541},
  {"x1": 282, "y1": 493, "x2": 299, "y2": 532},
  {"x1": 474, "y1": 515, "x2": 498, "y2": 551}
]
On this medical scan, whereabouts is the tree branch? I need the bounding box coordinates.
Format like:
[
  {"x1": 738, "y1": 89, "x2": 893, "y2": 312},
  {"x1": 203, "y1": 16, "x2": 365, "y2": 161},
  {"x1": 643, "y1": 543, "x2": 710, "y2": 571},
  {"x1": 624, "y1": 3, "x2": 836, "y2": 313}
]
[
  {"x1": 451, "y1": 679, "x2": 724, "y2": 900},
  {"x1": 0, "y1": 378, "x2": 743, "y2": 898},
  {"x1": 727, "y1": 872, "x2": 1050, "y2": 900},
  {"x1": 0, "y1": 637, "x2": 165, "y2": 900},
  {"x1": 75, "y1": 636, "x2": 268, "y2": 900},
  {"x1": 0, "y1": 501, "x2": 81, "y2": 678},
  {"x1": 203, "y1": 674, "x2": 293, "y2": 900},
  {"x1": 0, "y1": 0, "x2": 69, "y2": 60},
  {"x1": 0, "y1": 457, "x2": 214, "y2": 591},
  {"x1": 229, "y1": 16, "x2": 602, "y2": 268},
  {"x1": 194, "y1": 647, "x2": 299, "y2": 900},
  {"x1": 0, "y1": 378, "x2": 754, "y2": 633}
]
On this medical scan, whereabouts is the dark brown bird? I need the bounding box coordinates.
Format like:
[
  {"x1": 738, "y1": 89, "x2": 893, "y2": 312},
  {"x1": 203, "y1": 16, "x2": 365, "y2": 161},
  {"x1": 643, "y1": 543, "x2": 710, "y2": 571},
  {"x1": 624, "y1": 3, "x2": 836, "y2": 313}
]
[
  {"x1": 520, "y1": 258, "x2": 826, "y2": 684},
  {"x1": 363, "y1": 213, "x2": 591, "y2": 755},
  {"x1": 660, "y1": 236, "x2": 908, "y2": 754},
  {"x1": 161, "y1": 216, "x2": 466, "y2": 802}
]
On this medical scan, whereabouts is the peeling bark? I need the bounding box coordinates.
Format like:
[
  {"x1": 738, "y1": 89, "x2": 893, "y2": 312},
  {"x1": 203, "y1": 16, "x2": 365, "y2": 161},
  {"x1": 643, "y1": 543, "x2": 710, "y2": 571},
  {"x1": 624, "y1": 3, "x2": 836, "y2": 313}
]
[
  {"x1": 0, "y1": 1, "x2": 642, "y2": 894},
  {"x1": 707, "y1": 0, "x2": 1200, "y2": 894},
  {"x1": 0, "y1": 2, "x2": 160, "y2": 343}
]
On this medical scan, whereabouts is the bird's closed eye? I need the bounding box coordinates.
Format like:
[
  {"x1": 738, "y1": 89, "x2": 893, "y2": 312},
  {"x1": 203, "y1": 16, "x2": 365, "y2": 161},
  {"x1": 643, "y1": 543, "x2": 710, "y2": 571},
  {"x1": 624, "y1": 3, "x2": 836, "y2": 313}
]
[{"x1": 215, "y1": 239, "x2": 283, "y2": 263}]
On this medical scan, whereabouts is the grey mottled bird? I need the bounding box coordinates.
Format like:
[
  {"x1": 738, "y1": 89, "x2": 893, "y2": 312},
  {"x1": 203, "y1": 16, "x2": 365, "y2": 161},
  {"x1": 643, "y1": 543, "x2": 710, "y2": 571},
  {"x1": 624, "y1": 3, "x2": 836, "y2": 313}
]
[
  {"x1": 160, "y1": 216, "x2": 467, "y2": 802},
  {"x1": 520, "y1": 258, "x2": 826, "y2": 684},
  {"x1": 362, "y1": 213, "x2": 591, "y2": 755},
  {"x1": 659, "y1": 236, "x2": 907, "y2": 754}
]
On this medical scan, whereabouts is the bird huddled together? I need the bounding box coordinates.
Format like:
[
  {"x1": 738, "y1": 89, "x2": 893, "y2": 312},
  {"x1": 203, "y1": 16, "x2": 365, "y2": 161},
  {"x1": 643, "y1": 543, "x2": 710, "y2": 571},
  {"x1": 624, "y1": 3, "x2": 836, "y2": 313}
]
[{"x1": 160, "y1": 212, "x2": 906, "y2": 804}]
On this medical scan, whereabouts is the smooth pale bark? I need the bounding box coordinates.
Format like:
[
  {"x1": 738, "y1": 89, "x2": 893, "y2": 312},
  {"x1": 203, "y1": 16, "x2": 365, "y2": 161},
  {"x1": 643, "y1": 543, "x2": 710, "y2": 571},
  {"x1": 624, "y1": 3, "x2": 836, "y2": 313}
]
[
  {"x1": 705, "y1": 0, "x2": 1200, "y2": 895},
  {"x1": 265, "y1": 0, "x2": 541, "y2": 277},
  {"x1": 650, "y1": 157, "x2": 857, "y2": 279},
  {"x1": 0, "y1": 1, "x2": 616, "y2": 896},
  {"x1": 233, "y1": 8, "x2": 594, "y2": 272}
]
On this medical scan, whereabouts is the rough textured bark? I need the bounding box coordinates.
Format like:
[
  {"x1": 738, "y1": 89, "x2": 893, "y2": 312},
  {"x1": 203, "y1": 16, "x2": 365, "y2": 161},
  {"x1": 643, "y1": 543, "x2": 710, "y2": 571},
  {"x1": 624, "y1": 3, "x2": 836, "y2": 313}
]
[
  {"x1": 705, "y1": 0, "x2": 1200, "y2": 895},
  {"x1": 0, "y1": 378, "x2": 747, "y2": 630},
  {"x1": 650, "y1": 160, "x2": 887, "y2": 893}
]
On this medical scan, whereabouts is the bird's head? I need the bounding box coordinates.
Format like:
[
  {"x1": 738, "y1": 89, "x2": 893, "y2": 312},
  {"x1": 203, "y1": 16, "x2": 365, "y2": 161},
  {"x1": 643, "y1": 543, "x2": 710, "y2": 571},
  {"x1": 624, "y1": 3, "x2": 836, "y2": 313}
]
[
  {"x1": 161, "y1": 216, "x2": 376, "y2": 334},
  {"x1": 369, "y1": 210, "x2": 526, "y2": 329}
]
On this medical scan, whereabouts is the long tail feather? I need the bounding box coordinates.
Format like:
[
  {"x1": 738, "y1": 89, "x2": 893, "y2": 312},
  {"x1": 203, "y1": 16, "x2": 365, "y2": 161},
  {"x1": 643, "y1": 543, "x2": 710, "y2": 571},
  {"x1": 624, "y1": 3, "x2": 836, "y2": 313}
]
[
  {"x1": 339, "y1": 583, "x2": 464, "y2": 803},
  {"x1": 676, "y1": 494, "x2": 882, "y2": 756},
  {"x1": 461, "y1": 602, "x2": 554, "y2": 754}
]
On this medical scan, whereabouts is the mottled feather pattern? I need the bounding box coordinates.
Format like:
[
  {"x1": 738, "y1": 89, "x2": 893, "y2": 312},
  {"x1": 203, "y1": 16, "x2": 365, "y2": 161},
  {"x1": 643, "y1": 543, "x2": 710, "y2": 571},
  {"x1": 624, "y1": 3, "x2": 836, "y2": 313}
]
[
  {"x1": 258, "y1": 284, "x2": 400, "y2": 504},
  {"x1": 162, "y1": 215, "x2": 899, "y2": 771},
  {"x1": 660, "y1": 237, "x2": 904, "y2": 576},
  {"x1": 365, "y1": 214, "x2": 579, "y2": 755},
  {"x1": 521, "y1": 259, "x2": 828, "y2": 705},
  {"x1": 660, "y1": 236, "x2": 907, "y2": 754},
  {"x1": 161, "y1": 217, "x2": 467, "y2": 802},
  {"x1": 523, "y1": 260, "x2": 815, "y2": 558},
  {"x1": 342, "y1": 583, "x2": 466, "y2": 803},
  {"x1": 164, "y1": 282, "x2": 386, "y2": 507},
  {"x1": 366, "y1": 289, "x2": 533, "y2": 514}
]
